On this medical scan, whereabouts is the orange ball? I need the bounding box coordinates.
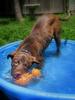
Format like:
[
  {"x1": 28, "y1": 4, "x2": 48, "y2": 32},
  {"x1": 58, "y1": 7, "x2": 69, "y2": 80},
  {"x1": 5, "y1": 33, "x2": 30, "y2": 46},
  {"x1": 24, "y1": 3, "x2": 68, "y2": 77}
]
[
  {"x1": 15, "y1": 73, "x2": 33, "y2": 85},
  {"x1": 14, "y1": 68, "x2": 41, "y2": 85},
  {"x1": 32, "y1": 68, "x2": 41, "y2": 77}
]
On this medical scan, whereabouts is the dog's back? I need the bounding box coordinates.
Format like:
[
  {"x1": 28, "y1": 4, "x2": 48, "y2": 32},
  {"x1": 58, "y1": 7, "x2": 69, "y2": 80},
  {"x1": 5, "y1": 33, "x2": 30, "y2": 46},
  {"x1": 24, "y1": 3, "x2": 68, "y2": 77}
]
[
  {"x1": 16, "y1": 14, "x2": 61, "y2": 58},
  {"x1": 22, "y1": 15, "x2": 61, "y2": 55}
]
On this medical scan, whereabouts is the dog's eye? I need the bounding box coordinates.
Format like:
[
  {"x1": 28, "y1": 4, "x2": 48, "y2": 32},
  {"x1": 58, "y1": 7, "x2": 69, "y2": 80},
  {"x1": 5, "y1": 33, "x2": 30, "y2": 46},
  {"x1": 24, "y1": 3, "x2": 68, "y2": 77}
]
[
  {"x1": 15, "y1": 61, "x2": 20, "y2": 66},
  {"x1": 15, "y1": 62, "x2": 19, "y2": 66}
]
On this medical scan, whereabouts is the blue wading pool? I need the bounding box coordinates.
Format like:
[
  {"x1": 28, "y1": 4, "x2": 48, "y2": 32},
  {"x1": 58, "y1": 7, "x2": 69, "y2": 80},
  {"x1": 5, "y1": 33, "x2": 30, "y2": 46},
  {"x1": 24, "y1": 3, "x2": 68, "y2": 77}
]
[{"x1": 0, "y1": 40, "x2": 75, "y2": 100}]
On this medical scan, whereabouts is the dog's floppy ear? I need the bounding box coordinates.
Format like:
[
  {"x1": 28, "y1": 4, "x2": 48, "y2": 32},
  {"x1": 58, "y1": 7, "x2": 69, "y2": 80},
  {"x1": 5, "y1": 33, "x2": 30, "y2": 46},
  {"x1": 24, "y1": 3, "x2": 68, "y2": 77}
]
[
  {"x1": 7, "y1": 54, "x2": 14, "y2": 59},
  {"x1": 7, "y1": 52, "x2": 16, "y2": 59},
  {"x1": 32, "y1": 57, "x2": 40, "y2": 64},
  {"x1": 32, "y1": 56, "x2": 43, "y2": 64}
]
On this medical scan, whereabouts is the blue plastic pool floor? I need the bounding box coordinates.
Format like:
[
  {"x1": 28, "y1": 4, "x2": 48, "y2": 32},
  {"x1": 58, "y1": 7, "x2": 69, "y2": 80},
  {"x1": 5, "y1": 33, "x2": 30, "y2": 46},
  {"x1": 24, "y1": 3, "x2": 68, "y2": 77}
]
[{"x1": 0, "y1": 40, "x2": 75, "y2": 95}]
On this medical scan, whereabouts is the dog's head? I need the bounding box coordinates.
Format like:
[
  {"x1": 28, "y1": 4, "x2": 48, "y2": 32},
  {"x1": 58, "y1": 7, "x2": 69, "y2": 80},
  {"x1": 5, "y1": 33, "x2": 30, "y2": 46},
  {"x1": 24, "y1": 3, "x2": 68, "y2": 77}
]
[{"x1": 7, "y1": 51, "x2": 40, "y2": 79}]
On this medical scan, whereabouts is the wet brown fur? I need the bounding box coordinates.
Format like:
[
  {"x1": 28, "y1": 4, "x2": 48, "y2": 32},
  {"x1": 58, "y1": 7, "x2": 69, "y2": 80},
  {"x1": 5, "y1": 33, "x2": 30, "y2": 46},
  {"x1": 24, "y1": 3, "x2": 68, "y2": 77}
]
[
  {"x1": 8, "y1": 14, "x2": 62, "y2": 78},
  {"x1": 17, "y1": 14, "x2": 61, "y2": 57}
]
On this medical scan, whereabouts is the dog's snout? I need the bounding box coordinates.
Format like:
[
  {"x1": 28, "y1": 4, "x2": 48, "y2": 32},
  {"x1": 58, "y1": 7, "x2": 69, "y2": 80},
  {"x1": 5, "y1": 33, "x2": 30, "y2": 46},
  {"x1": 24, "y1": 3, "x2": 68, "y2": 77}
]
[{"x1": 14, "y1": 72, "x2": 21, "y2": 79}]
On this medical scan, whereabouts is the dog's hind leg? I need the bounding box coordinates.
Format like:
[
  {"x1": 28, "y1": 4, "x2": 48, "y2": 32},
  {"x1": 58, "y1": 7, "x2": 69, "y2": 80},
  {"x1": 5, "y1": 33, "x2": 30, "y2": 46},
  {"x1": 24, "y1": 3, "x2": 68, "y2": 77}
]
[{"x1": 54, "y1": 32, "x2": 61, "y2": 54}]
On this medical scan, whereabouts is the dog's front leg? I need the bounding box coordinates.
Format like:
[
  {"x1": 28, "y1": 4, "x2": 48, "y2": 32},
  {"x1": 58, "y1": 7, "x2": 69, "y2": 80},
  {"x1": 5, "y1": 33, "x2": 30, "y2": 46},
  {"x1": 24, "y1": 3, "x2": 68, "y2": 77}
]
[{"x1": 35, "y1": 56, "x2": 44, "y2": 69}]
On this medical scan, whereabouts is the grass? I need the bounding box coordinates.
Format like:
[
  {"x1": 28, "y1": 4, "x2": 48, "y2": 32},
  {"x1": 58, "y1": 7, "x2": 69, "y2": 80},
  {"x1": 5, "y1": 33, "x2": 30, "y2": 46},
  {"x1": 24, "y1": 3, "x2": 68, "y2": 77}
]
[
  {"x1": 0, "y1": 17, "x2": 34, "y2": 46},
  {"x1": 0, "y1": 15, "x2": 75, "y2": 46},
  {"x1": 61, "y1": 15, "x2": 75, "y2": 40}
]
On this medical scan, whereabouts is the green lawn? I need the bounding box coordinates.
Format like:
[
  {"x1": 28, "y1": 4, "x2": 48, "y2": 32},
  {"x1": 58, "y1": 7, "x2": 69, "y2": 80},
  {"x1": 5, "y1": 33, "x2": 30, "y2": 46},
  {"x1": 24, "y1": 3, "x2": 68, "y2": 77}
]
[
  {"x1": 0, "y1": 15, "x2": 75, "y2": 46},
  {"x1": 0, "y1": 17, "x2": 34, "y2": 46},
  {"x1": 61, "y1": 15, "x2": 75, "y2": 40}
]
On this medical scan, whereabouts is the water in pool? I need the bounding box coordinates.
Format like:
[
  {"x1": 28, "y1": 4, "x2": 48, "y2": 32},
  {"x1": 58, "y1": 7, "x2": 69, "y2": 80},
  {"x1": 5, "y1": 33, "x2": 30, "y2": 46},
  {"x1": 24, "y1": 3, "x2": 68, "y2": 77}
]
[{"x1": 0, "y1": 40, "x2": 75, "y2": 94}]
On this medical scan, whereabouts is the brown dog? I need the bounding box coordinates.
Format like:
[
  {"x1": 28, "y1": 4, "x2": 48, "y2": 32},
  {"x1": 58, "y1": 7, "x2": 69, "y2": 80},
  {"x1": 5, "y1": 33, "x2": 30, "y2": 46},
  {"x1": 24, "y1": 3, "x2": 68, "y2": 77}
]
[{"x1": 8, "y1": 14, "x2": 64, "y2": 79}]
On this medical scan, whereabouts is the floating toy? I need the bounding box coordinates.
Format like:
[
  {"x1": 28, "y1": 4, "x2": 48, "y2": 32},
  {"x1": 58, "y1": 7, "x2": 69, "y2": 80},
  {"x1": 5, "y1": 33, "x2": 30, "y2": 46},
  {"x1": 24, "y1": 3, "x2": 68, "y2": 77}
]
[{"x1": 15, "y1": 68, "x2": 41, "y2": 85}]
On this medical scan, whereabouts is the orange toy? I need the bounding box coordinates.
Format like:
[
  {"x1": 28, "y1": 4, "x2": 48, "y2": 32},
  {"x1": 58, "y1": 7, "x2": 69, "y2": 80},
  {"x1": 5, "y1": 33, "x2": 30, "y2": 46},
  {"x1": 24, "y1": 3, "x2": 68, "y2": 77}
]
[
  {"x1": 15, "y1": 68, "x2": 41, "y2": 85},
  {"x1": 32, "y1": 68, "x2": 41, "y2": 77}
]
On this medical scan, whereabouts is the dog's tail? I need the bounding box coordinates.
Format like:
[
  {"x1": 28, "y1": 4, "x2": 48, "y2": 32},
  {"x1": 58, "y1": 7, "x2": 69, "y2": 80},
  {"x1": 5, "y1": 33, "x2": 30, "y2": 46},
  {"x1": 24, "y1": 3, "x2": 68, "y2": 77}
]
[{"x1": 59, "y1": 10, "x2": 71, "y2": 21}]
